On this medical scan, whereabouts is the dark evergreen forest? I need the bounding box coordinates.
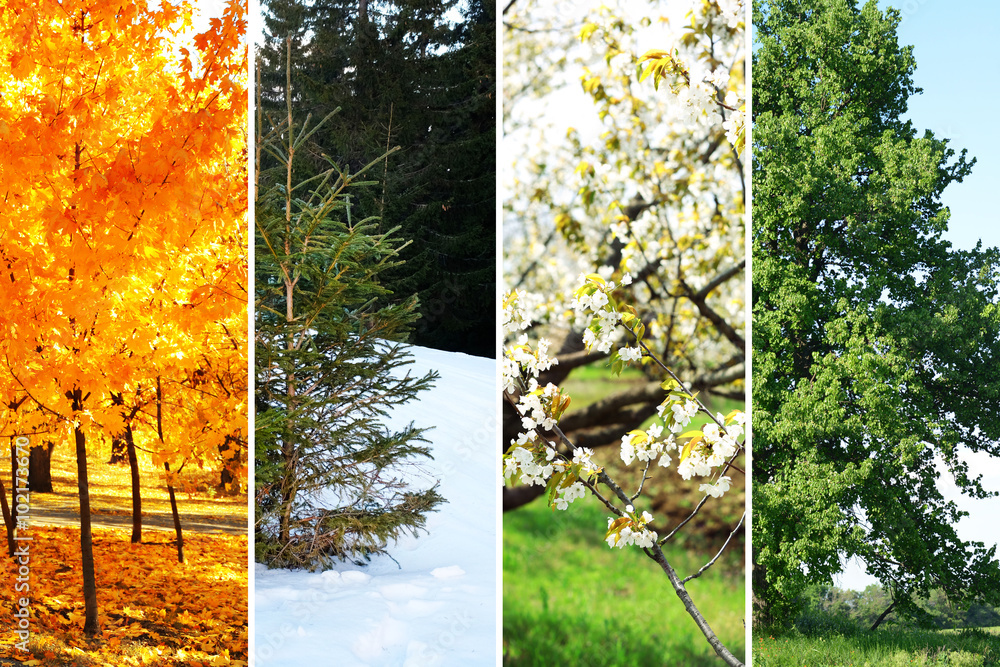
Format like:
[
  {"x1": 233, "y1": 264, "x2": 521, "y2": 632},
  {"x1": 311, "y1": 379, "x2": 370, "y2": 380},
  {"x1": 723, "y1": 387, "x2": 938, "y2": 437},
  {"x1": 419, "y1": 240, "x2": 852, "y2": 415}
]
[{"x1": 257, "y1": 0, "x2": 495, "y2": 358}]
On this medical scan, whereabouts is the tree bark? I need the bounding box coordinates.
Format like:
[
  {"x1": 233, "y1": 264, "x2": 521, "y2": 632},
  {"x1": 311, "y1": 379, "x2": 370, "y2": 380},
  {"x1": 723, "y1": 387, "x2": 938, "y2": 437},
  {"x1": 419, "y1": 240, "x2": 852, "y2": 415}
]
[
  {"x1": 165, "y1": 461, "x2": 184, "y2": 563},
  {"x1": 751, "y1": 558, "x2": 773, "y2": 629},
  {"x1": 28, "y1": 441, "x2": 54, "y2": 493},
  {"x1": 870, "y1": 601, "x2": 896, "y2": 631},
  {"x1": 107, "y1": 434, "x2": 127, "y2": 465},
  {"x1": 279, "y1": 35, "x2": 296, "y2": 548},
  {"x1": 124, "y1": 425, "x2": 142, "y2": 544},
  {"x1": 69, "y1": 387, "x2": 100, "y2": 636},
  {"x1": 217, "y1": 432, "x2": 243, "y2": 495},
  {"x1": 9, "y1": 443, "x2": 19, "y2": 531},
  {"x1": 0, "y1": 473, "x2": 13, "y2": 557},
  {"x1": 157, "y1": 376, "x2": 183, "y2": 563}
]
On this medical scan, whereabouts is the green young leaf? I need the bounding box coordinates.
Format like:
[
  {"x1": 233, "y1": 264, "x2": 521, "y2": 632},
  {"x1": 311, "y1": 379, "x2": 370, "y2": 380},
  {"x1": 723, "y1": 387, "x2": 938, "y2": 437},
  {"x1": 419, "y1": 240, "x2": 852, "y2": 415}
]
[
  {"x1": 546, "y1": 470, "x2": 566, "y2": 508},
  {"x1": 660, "y1": 378, "x2": 679, "y2": 391}
]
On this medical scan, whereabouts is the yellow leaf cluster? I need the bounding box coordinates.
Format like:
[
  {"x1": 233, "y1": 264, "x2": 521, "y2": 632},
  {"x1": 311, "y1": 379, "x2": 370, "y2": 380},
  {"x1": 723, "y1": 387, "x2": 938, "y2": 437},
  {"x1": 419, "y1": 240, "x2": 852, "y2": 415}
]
[{"x1": 0, "y1": 0, "x2": 248, "y2": 477}]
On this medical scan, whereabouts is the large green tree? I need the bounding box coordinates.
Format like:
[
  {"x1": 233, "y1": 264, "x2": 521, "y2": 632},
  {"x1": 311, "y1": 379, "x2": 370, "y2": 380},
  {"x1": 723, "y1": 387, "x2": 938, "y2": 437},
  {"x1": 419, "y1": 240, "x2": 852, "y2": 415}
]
[
  {"x1": 752, "y1": 0, "x2": 1000, "y2": 626},
  {"x1": 257, "y1": 0, "x2": 495, "y2": 357}
]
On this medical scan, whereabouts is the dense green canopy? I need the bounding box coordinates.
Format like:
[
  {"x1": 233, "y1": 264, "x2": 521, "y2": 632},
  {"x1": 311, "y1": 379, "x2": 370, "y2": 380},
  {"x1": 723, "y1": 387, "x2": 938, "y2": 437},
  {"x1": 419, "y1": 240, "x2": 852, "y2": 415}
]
[{"x1": 752, "y1": 0, "x2": 1000, "y2": 625}]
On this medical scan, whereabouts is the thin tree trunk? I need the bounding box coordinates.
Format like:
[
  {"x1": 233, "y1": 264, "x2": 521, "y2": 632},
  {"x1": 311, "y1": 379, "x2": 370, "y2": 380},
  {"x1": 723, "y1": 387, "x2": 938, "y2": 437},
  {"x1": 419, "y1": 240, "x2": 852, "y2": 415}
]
[
  {"x1": 69, "y1": 387, "x2": 100, "y2": 636},
  {"x1": 10, "y1": 443, "x2": 19, "y2": 531},
  {"x1": 870, "y1": 601, "x2": 896, "y2": 631},
  {"x1": 165, "y1": 461, "x2": 183, "y2": 563},
  {"x1": 156, "y1": 376, "x2": 183, "y2": 563},
  {"x1": 279, "y1": 36, "x2": 297, "y2": 547},
  {"x1": 0, "y1": 473, "x2": 13, "y2": 557},
  {"x1": 217, "y1": 433, "x2": 242, "y2": 495},
  {"x1": 647, "y1": 543, "x2": 744, "y2": 666},
  {"x1": 124, "y1": 425, "x2": 142, "y2": 544}
]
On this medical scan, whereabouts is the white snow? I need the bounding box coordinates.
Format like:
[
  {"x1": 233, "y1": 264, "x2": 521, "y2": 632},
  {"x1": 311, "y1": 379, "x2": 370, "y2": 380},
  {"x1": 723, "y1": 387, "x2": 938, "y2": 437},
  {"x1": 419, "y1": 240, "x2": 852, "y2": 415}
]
[{"x1": 253, "y1": 346, "x2": 497, "y2": 666}]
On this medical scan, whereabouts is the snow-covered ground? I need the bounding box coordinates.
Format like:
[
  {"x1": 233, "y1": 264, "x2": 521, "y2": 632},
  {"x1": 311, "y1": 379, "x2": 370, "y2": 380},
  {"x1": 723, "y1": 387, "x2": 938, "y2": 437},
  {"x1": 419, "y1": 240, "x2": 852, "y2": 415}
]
[{"x1": 253, "y1": 346, "x2": 497, "y2": 666}]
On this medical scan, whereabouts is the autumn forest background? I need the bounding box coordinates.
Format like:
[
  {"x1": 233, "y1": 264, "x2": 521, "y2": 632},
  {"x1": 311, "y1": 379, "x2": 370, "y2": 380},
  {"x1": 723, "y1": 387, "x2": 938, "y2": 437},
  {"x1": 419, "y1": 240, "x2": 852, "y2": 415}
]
[{"x1": 0, "y1": 0, "x2": 249, "y2": 665}]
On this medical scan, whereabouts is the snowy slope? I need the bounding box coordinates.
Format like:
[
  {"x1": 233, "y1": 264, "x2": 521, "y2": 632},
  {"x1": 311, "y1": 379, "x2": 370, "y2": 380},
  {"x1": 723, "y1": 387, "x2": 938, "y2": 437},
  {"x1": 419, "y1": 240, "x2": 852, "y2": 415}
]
[{"x1": 253, "y1": 346, "x2": 497, "y2": 666}]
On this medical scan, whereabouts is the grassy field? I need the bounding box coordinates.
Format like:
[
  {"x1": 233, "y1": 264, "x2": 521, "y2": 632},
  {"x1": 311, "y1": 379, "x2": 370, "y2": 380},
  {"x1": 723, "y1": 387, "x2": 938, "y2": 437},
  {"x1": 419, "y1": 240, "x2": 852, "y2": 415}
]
[
  {"x1": 503, "y1": 498, "x2": 745, "y2": 666},
  {"x1": 561, "y1": 362, "x2": 744, "y2": 432},
  {"x1": 754, "y1": 626, "x2": 1000, "y2": 667}
]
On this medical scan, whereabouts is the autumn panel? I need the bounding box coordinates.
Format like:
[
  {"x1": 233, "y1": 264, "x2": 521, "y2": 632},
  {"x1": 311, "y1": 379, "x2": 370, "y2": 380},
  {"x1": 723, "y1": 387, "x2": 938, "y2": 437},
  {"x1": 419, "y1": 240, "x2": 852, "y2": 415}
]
[{"x1": 0, "y1": 0, "x2": 248, "y2": 665}]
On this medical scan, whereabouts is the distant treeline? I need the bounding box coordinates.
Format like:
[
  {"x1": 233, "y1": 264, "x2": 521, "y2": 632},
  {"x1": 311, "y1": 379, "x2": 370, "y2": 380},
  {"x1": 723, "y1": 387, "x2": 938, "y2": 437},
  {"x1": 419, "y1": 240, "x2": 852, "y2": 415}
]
[
  {"x1": 257, "y1": 0, "x2": 496, "y2": 358},
  {"x1": 795, "y1": 584, "x2": 1000, "y2": 634}
]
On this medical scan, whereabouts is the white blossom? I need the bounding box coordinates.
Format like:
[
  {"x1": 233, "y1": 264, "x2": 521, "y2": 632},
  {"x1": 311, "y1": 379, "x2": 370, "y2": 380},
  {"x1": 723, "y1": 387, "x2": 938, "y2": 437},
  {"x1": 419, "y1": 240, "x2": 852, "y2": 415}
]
[
  {"x1": 619, "y1": 345, "x2": 643, "y2": 362},
  {"x1": 699, "y1": 476, "x2": 732, "y2": 498}
]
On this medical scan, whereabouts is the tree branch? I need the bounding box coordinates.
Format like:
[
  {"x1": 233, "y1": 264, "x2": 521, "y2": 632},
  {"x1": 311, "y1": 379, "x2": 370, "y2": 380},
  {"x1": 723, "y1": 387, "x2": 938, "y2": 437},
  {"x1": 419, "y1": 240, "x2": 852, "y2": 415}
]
[{"x1": 645, "y1": 543, "x2": 744, "y2": 666}]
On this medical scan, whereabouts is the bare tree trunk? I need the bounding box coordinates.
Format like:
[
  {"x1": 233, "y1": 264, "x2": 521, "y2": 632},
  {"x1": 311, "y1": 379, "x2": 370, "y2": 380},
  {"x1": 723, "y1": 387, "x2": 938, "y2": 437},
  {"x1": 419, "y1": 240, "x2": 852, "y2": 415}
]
[
  {"x1": 10, "y1": 443, "x2": 19, "y2": 530},
  {"x1": 359, "y1": 0, "x2": 368, "y2": 24},
  {"x1": 165, "y1": 461, "x2": 184, "y2": 563},
  {"x1": 217, "y1": 432, "x2": 243, "y2": 495},
  {"x1": 0, "y1": 473, "x2": 13, "y2": 557},
  {"x1": 124, "y1": 425, "x2": 142, "y2": 544},
  {"x1": 156, "y1": 376, "x2": 183, "y2": 563},
  {"x1": 107, "y1": 434, "x2": 127, "y2": 465},
  {"x1": 69, "y1": 387, "x2": 100, "y2": 636},
  {"x1": 870, "y1": 601, "x2": 896, "y2": 631},
  {"x1": 28, "y1": 441, "x2": 54, "y2": 492},
  {"x1": 278, "y1": 36, "x2": 297, "y2": 547}
]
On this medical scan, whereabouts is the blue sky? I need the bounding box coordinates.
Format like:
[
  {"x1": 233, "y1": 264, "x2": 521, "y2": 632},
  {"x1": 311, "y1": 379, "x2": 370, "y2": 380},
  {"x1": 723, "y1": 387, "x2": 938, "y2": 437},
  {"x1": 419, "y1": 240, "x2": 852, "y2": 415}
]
[
  {"x1": 891, "y1": 0, "x2": 1000, "y2": 252},
  {"x1": 836, "y1": 0, "x2": 1000, "y2": 592}
]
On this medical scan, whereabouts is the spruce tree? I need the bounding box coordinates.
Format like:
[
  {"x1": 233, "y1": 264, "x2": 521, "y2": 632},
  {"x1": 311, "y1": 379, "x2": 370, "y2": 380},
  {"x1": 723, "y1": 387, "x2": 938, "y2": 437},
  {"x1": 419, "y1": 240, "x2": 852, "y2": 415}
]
[
  {"x1": 752, "y1": 0, "x2": 1000, "y2": 626},
  {"x1": 255, "y1": 44, "x2": 443, "y2": 569}
]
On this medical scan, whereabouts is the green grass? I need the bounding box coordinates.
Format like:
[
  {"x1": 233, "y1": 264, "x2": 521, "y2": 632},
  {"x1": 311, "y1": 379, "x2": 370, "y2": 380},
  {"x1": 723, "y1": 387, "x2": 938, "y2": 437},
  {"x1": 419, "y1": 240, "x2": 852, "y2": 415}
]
[
  {"x1": 754, "y1": 627, "x2": 1000, "y2": 667},
  {"x1": 561, "y1": 360, "x2": 744, "y2": 432},
  {"x1": 503, "y1": 498, "x2": 745, "y2": 666},
  {"x1": 560, "y1": 361, "x2": 646, "y2": 411}
]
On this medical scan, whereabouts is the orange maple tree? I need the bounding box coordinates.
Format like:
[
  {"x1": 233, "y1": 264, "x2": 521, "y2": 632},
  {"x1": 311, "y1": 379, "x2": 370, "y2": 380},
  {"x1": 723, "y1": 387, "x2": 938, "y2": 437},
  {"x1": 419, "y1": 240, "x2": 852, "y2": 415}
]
[{"x1": 0, "y1": 0, "x2": 247, "y2": 648}]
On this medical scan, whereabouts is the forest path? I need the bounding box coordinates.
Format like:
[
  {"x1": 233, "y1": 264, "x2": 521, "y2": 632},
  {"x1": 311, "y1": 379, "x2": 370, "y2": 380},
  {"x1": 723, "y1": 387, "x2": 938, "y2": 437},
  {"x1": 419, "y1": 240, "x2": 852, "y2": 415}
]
[{"x1": 13, "y1": 490, "x2": 246, "y2": 535}]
